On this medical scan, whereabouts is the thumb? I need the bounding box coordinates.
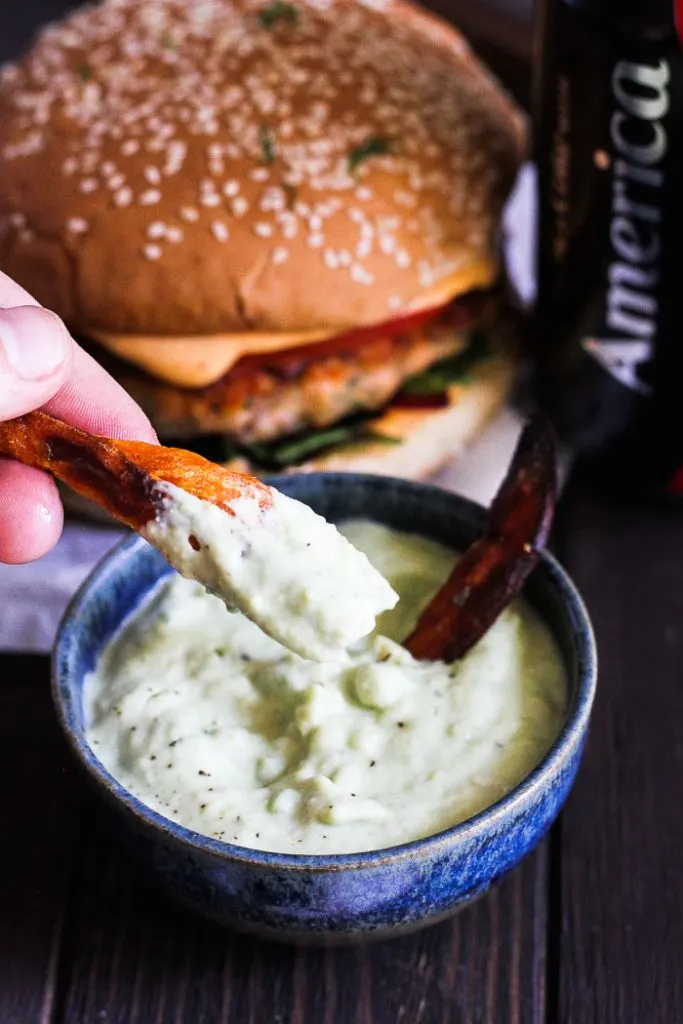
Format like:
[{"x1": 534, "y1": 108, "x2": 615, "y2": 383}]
[{"x1": 0, "y1": 306, "x2": 74, "y2": 420}]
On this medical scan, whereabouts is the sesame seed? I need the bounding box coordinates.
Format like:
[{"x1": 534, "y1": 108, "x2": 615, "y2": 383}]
[
  {"x1": 66, "y1": 216, "x2": 89, "y2": 234},
  {"x1": 9, "y1": 212, "x2": 26, "y2": 229},
  {"x1": 324, "y1": 250, "x2": 339, "y2": 269},
  {"x1": 166, "y1": 225, "x2": 184, "y2": 243},
  {"x1": 212, "y1": 221, "x2": 229, "y2": 242},
  {"x1": 232, "y1": 197, "x2": 249, "y2": 217},
  {"x1": 254, "y1": 222, "x2": 273, "y2": 238},
  {"x1": 79, "y1": 178, "x2": 98, "y2": 194},
  {"x1": 101, "y1": 160, "x2": 115, "y2": 176},
  {"x1": 249, "y1": 167, "x2": 270, "y2": 182},
  {"x1": 308, "y1": 233, "x2": 324, "y2": 248},
  {"x1": 282, "y1": 222, "x2": 297, "y2": 239},
  {"x1": 356, "y1": 238, "x2": 372, "y2": 259},
  {"x1": 338, "y1": 249, "x2": 352, "y2": 267},
  {"x1": 144, "y1": 166, "x2": 161, "y2": 185},
  {"x1": 140, "y1": 189, "x2": 161, "y2": 206},
  {"x1": 62, "y1": 157, "x2": 78, "y2": 176},
  {"x1": 164, "y1": 141, "x2": 187, "y2": 176},
  {"x1": 143, "y1": 244, "x2": 162, "y2": 261},
  {"x1": 200, "y1": 194, "x2": 221, "y2": 207},
  {"x1": 121, "y1": 139, "x2": 139, "y2": 157},
  {"x1": 180, "y1": 206, "x2": 200, "y2": 223},
  {"x1": 395, "y1": 249, "x2": 411, "y2": 268},
  {"x1": 147, "y1": 222, "x2": 166, "y2": 239},
  {"x1": 394, "y1": 190, "x2": 416, "y2": 207},
  {"x1": 223, "y1": 180, "x2": 240, "y2": 197},
  {"x1": 113, "y1": 187, "x2": 133, "y2": 207},
  {"x1": 350, "y1": 264, "x2": 374, "y2": 285},
  {"x1": 356, "y1": 186, "x2": 373, "y2": 201},
  {"x1": 108, "y1": 173, "x2": 125, "y2": 190},
  {"x1": 388, "y1": 295, "x2": 403, "y2": 310},
  {"x1": 271, "y1": 246, "x2": 289, "y2": 265}
]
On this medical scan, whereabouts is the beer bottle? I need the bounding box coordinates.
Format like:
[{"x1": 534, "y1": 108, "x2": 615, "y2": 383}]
[{"x1": 533, "y1": 0, "x2": 683, "y2": 494}]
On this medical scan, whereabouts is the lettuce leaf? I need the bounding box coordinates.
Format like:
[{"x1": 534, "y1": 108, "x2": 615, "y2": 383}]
[
  {"x1": 401, "y1": 334, "x2": 491, "y2": 396},
  {"x1": 221, "y1": 419, "x2": 399, "y2": 469}
]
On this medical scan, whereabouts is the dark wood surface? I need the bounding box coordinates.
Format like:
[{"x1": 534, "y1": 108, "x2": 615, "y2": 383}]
[{"x1": 3, "y1": 1, "x2": 683, "y2": 1021}]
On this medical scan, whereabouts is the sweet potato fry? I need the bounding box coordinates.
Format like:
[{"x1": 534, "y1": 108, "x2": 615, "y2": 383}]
[
  {"x1": 404, "y1": 416, "x2": 557, "y2": 663},
  {"x1": 0, "y1": 410, "x2": 271, "y2": 528}
]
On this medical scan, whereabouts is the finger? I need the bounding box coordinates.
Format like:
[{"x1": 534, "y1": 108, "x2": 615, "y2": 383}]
[
  {"x1": 0, "y1": 458, "x2": 63, "y2": 564},
  {"x1": 45, "y1": 343, "x2": 158, "y2": 443},
  {"x1": 0, "y1": 270, "x2": 156, "y2": 443},
  {"x1": 0, "y1": 306, "x2": 74, "y2": 420}
]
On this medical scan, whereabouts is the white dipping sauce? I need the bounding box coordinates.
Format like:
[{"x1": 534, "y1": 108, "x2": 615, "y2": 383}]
[
  {"x1": 141, "y1": 484, "x2": 398, "y2": 661},
  {"x1": 85, "y1": 521, "x2": 567, "y2": 855}
]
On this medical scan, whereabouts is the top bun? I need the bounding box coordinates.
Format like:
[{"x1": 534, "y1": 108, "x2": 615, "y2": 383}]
[{"x1": 0, "y1": 0, "x2": 525, "y2": 337}]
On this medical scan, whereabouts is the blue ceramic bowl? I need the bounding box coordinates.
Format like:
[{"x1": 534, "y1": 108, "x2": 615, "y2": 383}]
[{"x1": 52, "y1": 473, "x2": 596, "y2": 944}]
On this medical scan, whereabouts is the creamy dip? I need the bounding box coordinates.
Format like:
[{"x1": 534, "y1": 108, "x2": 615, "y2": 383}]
[
  {"x1": 85, "y1": 521, "x2": 566, "y2": 855},
  {"x1": 141, "y1": 484, "x2": 398, "y2": 661}
]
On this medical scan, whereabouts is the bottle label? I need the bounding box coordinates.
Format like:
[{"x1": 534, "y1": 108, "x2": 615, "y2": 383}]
[
  {"x1": 535, "y1": 1, "x2": 683, "y2": 488},
  {"x1": 585, "y1": 57, "x2": 669, "y2": 397}
]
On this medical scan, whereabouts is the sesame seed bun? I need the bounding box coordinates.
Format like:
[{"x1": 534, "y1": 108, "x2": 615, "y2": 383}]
[{"x1": 0, "y1": 0, "x2": 524, "y2": 351}]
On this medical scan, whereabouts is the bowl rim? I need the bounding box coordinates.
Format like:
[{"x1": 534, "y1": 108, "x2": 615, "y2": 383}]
[{"x1": 52, "y1": 472, "x2": 597, "y2": 872}]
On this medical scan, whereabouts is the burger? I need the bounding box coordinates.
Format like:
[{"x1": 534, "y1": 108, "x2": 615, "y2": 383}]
[{"x1": 0, "y1": 0, "x2": 525, "y2": 480}]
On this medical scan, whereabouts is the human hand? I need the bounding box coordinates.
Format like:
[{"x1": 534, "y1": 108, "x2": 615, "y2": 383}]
[{"x1": 0, "y1": 271, "x2": 157, "y2": 564}]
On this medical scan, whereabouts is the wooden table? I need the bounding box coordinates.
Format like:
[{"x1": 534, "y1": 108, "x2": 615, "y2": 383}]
[{"x1": 3, "y1": 3, "x2": 683, "y2": 1022}]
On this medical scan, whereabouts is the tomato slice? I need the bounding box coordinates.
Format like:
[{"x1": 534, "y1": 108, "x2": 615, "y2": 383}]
[{"x1": 230, "y1": 292, "x2": 486, "y2": 378}]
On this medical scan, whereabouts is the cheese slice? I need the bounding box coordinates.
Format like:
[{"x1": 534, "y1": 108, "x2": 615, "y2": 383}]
[
  {"x1": 89, "y1": 265, "x2": 495, "y2": 388},
  {"x1": 91, "y1": 329, "x2": 331, "y2": 387}
]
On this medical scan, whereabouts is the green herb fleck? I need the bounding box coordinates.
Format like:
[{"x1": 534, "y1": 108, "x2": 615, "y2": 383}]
[
  {"x1": 348, "y1": 135, "x2": 391, "y2": 173},
  {"x1": 77, "y1": 62, "x2": 92, "y2": 82},
  {"x1": 259, "y1": 124, "x2": 276, "y2": 165},
  {"x1": 160, "y1": 33, "x2": 176, "y2": 50},
  {"x1": 259, "y1": 0, "x2": 299, "y2": 28}
]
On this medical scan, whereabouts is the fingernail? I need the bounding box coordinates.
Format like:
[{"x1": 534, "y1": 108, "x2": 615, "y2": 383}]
[{"x1": 0, "y1": 307, "x2": 70, "y2": 381}]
